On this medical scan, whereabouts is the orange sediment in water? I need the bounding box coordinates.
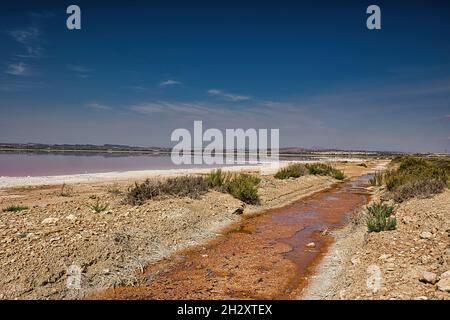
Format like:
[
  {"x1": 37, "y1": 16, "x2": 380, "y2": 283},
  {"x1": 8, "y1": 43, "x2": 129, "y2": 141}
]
[{"x1": 90, "y1": 175, "x2": 372, "y2": 300}]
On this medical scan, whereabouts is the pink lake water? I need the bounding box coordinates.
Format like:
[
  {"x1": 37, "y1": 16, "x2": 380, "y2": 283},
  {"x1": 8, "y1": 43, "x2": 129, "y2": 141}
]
[{"x1": 0, "y1": 152, "x2": 313, "y2": 177}]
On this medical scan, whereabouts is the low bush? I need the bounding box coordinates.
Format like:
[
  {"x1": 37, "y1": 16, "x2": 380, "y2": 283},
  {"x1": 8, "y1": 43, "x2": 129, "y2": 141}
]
[
  {"x1": 206, "y1": 169, "x2": 232, "y2": 190},
  {"x1": 125, "y1": 176, "x2": 210, "y2": 205},
  {"x1": 382, "y1": 156, "x2": 449, "y2": 202},
  {"x1": 224, "y1": 173, "x2": 261, "y2": 204},
  {"x1": 2, "y1": 205, "x2": 28, "y2": 212},
  {"x1": 306, "y1": 163, "x2": 345, "y2": 180},
  {"x1": 274, "y1": 163, "x2": 308, "y2": 179},
  {"x1": 369, "y1": 171, "x2": 385, "y2": 186},
  {"x1": 107, "y1": 184, "x2": 123, "y2": 196},
  {"x1": 87, "y1": 199, "x2": 109, "y2": 213},
  {"x1": 392, "y1": 179, "x2": 447, "y2": 203},
  {"x1": 366, "y1": 202, "x2": 396, "y2": 232},
  {"x1": 126, "y1": 171, "x2": 261, "y2": 205}
]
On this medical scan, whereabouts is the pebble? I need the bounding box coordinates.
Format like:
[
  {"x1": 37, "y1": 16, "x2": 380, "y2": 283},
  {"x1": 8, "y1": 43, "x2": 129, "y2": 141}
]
[
  {"x1": 41, "y1": 218, "x2": 59, "y2": 225},
  {"x1": 419, "y1": 231, "x2": 433, "y2": 240},
  {"x1": 419, "y1": 271, "x2": 438, "y2": 284},
  {"x1": 440, "y1": 270, "x2": 450, "y2": 280},
  {"x1": 436, "y1": 278, "x2": 450, "y2": 292},
  {"x1": 66, "y1": 214, "x2": 77, "y2": 221},
  {"x1": 306, "y1": 242, "x2": 316, "y2": 248}
]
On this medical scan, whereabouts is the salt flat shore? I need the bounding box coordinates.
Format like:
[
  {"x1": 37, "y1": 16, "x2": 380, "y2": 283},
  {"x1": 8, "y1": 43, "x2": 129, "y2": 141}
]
[{"x1": 0, "y1": 157, "x2": 366, "y2": 189}]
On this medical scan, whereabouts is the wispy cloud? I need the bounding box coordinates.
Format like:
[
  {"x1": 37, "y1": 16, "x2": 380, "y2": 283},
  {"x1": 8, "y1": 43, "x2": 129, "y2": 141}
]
[
  {"x1": 0, "y1": 77, "x2": 45, "y2": 91},
  {"x1": 4, "y1": 62, "x2": 29, "y2": 76},
  {"x1": 159, "y1": 79, "x2": 182, "y2": 87},
  {"x1": 129, "y1": 101, "x2": 211, "y2": 115},
  {"x1": 126, "y1": 85, "x2": 148, "y2": 92},
  {"x1": 68, "y1": 64, "x2": 91, "y2": 78},
  {"x1": 86, "y1": 102, "x2": 112, "y2": 111},
  {"x1": 8, "y1": 27, "x2": 44, "y2": 58},
  {"x1": 208, "y1": 89, "x2": 251, "y2": 102}
]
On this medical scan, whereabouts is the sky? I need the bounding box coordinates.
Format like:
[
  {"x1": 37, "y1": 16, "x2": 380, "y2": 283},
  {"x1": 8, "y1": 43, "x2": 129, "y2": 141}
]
[{"x1": 0, "y1": 0, "x2": 449, "y2": 153}]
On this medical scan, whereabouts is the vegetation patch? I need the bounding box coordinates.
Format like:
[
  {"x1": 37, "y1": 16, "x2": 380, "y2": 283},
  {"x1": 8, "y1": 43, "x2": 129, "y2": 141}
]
[
  {"x1": 306, "y1": 163, "x2": 346, "y2": 180},
  {"x1": 274, "y1": 163, "x2": 308, "y2": 179},
  {"x1": 87, "y1": 199, "x2": 109, "y2": 213},
  {"x1": 125, "y1": 176, "x2": 210, "y2": 205},
  {"x1": 2, "y1": 205, "x2": 29, "y2": 213},
  {"x1": 106, "y1": 184, "x2": 123, "y2": 196},
  {"x1": 207, "y1": 169, "x2": 261, "y2": 204},
  {"x1": 366, "y1": 202, "x2": 396, "y2": 233},
  {"x1": 224, "y1": 173, "x2": 261, "y2": 204},
  {"x1": 369, "y1": 171, "x2": 386, "y2": 186},
  {"x1": 383, "y1": 156, "x2": 449, "y2": 202}
]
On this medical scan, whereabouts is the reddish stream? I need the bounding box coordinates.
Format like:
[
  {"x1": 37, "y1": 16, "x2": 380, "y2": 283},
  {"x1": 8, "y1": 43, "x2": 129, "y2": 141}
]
[{"x1": 93, "y1": 174, "x2": 372, "y2": 300}]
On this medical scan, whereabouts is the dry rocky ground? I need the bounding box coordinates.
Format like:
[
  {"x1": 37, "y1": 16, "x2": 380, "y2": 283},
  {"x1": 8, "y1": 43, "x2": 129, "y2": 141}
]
[
  {"x1": 2, "y1": 162, "x2": 369, "y2": 300},
  {"x1": 304, "y1": 187, "x2": 450, "y2": 300}
]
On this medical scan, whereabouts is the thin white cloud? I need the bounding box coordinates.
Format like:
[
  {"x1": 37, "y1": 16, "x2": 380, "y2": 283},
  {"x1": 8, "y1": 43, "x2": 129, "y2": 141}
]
[
  {"x1": 126, "y1": 85, "x2": 148, "y2": 92},
  {"x1": 129, "y1": 101, "x2": 211, "y2": 115},
  {"x1": 5, "y1": 62, "x2": 29, "y2": 76},
  {"x1": 68, "y1": 64, "x2": 91, "y2": 78},
  {"x1": 208, "y1": 89, "x2": 251, "y2": 102},
  {"x1": 86, "y1": 102, "x2": 112, "y2": 111},
  {"x1": 159, "y1": 79, "x2": 182, "y2": 87},
  {"x1": 8, "y1": 27, "x2": 43, "y2": 58}
]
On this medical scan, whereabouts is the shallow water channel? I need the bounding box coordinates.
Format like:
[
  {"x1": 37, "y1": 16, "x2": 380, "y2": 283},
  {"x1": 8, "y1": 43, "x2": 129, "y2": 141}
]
[{"x1": 94, "y1": 174, "x2": 373, "y2": 300}]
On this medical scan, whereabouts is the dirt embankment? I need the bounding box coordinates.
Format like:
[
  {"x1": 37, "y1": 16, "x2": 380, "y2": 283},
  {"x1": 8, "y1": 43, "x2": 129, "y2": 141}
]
[
  {"x1": 0, "y1": 161, "x2": 379, "y2": 300},
  {"x1": 302, "y1": 188, "x2": 450, "y2": 300}
]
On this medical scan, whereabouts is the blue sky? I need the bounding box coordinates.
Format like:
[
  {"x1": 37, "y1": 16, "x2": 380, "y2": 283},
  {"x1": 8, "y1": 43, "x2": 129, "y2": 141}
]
[{"x1": 0, "y1": 0, "x2": 449, "y2": 152}]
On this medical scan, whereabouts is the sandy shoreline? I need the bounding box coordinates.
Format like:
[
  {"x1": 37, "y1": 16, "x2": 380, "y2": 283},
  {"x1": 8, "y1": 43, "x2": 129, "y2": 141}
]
[
  {"x1": 0, "y1": 157, "x2": 367, "y2": 189},
  {"x1": 0, "y1": 159, "x2": 381, "y2": 299}
]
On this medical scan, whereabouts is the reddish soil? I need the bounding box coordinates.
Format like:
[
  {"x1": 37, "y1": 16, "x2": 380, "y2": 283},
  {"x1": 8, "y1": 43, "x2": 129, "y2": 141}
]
[{"x1": 89, "y1": 175, "x2": 372, "y2": 300}]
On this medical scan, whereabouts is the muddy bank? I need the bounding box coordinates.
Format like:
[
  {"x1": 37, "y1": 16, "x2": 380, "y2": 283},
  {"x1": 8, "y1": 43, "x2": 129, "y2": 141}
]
[
  {"x1": 88, "y1": 174, "x2": 373, "y2": 299},
  {"x1": 303, "y1": 188, "x2": 450, "y2": 300},
  {"x1": 0, "y1": 161, "x2": 382, "y2": 299}
]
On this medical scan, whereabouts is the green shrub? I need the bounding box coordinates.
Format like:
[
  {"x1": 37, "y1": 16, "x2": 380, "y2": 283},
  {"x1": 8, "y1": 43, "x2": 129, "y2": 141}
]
[
  {"x1": 306, "y1": 163, "x2": 345, "y2": 180},
  {"x1": 125, "y1": 176, "x2": 210, "y2": 205},
  {"x1": 224, "y1": 173, "x2": 260, "y2": 204},
  {"x1": 107, "y1": 184, "x2": 123, "y2": 196},
  {"x1": 125, "y1": 179, "x2": 161, "y2": 205},
  {"x1": 392, "y1": 179, "x2": 447, "y2": 203},
  {"x1": 369, "y1": 171, "x2": 387, "y2": 186},
  {"x1": 333, "y1": 170, "x2": 345, "y2": 180},
  {"x1": 381, "y1": 156, "x2": 449, "y2": 202},
  {"x1": 206, "y1": 169, "x2": 232, "y2": 189},
  {"x1": 366, "y1": 202, "x2": 396, "y2": 232},
  {"x1": 87, "y1": 199, "x2": 109, "y2": 213},
  {"x1": 162, "y1": 176, "x2": 210, "y2": 198},
  {"x1": 2, "y1": 205, "x2": 28, "y2": 212},
  {"x1": 126, "y1": 171, "x2": 261, "y2": 205},
  {"x1": 274, "y1": 163, "x2": 308, "y2": 179}
]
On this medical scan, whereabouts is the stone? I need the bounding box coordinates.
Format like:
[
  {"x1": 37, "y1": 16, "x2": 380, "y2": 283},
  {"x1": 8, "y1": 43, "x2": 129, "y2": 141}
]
[
  {"x1": 419, "y1": 271, "x2": 438, "y2": 284},
  {"x1": 66, "y1": 214, "x2": 77, "y2": 221},
  {"x1": 306, "y1": 242, "x2": 316, "y2": 248},
  {"x1": 41, "y1": 217, "x2": 59, "y2": 224},
  {"x1": 439, "y1": 270, "x2": 450, "y2": 280},
  {"x1": 419, "y1": 231, "x2": 433, "y2": 240},
  {"x1": 436, "y1": 278, "x2": 450, "y2": 292}
]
